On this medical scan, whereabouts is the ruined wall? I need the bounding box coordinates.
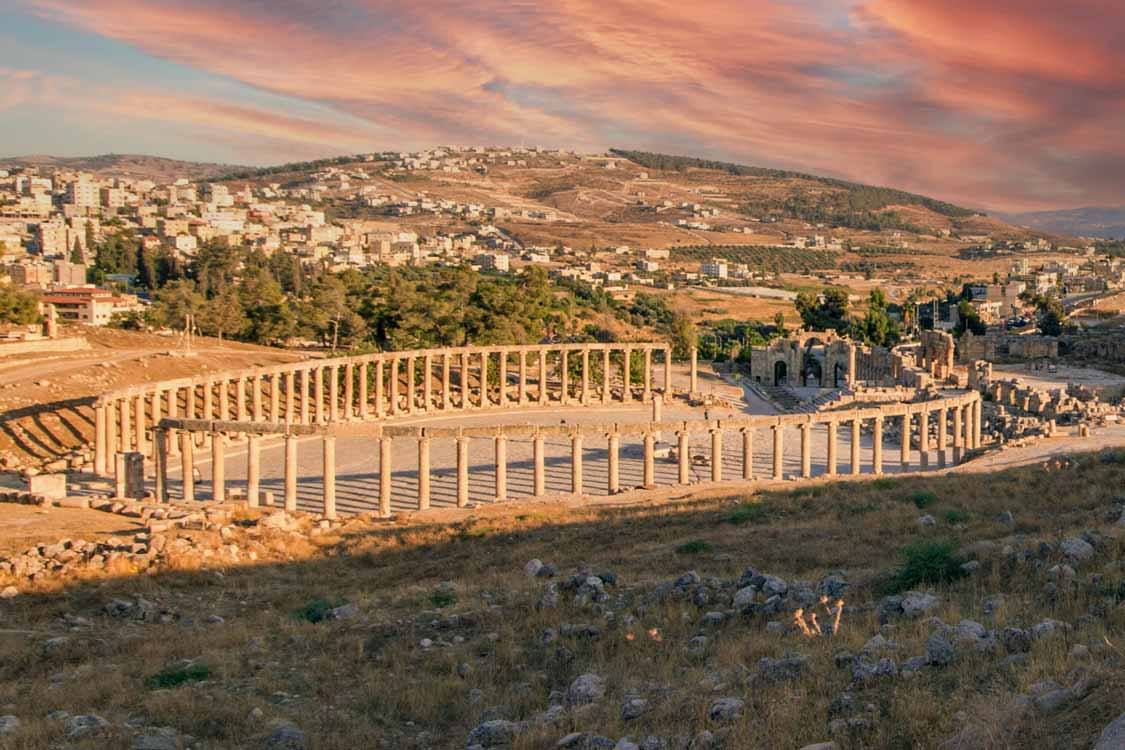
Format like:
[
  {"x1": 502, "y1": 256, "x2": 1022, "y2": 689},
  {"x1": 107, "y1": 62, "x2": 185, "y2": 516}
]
[{"x1": 957, "y1": 332, "x2": 1058, "y2": 363}]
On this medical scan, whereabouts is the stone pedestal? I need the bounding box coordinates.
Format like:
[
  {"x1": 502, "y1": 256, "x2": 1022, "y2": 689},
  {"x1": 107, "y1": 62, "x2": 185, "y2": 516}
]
[{"x1": 115, "y1": 451, "x2": 144, "y2": 500}]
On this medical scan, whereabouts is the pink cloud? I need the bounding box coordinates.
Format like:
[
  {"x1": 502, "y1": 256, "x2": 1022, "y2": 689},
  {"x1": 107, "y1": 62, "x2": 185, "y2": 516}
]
[{"x1": 22, "y1": 0, "x2": 1125, "y2": 210}]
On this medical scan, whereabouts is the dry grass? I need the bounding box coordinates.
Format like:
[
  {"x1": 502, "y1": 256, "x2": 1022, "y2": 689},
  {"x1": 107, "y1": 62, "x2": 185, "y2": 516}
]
[{"x1": 0, "y1": 452, "x2": 1123, "y2": 749}]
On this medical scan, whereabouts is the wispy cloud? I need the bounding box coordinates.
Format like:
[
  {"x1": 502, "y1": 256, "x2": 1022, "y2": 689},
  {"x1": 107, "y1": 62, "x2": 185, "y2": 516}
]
[{"x1": 15, "y1": 0, "x2": 1125, "y2": 210}]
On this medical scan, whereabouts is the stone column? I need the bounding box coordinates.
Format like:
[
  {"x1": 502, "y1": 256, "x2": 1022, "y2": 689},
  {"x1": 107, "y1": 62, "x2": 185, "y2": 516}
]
[
  {"x1": 607, "y1": 432, "x2": 620, "y2": 494},
  {"x1": 952, "y1": 404, "x2": 963, "y2": 463},
  {"x1": 151, "y1": 390, "x2": 163, "y2": 438},
  {"x1": 972, "y1": 398, "x2": 982, "y2": 448},
  {"x1": 663, "y1": 348, "x2": 673, "y2": 394},
  {"x1": 677, "y1": 430, "x2": 690, "y2": 484},
  {"x1": 442, "y1": 353, "x2": 452, "y2": 410},
  {"x1": 120, "y1": 398, "x2": 132, "y2": 452},
  {"x1": 772, "y1": 425, "x2": 784, "y2": 480},
  {"x1": 314, "y1": 367, "x2": 325, "y2": 423},
  {"x1": 900, "y1": 413, "x2": 910, "y2": 469},
  {"x1": 361, "y1": 361, "x2": 372, "y2": 416},
  {"x1": 134, "y1": 394, "x2": 145, "y2": 455},
  {"x1": 417, "y1": 436, "x2": 430, "y2": 510},
  {"x1": 181, "y1": 430, "x2": 195, "y2": 503},
  {"x1": 560, "y1": 349, "x2": 569, "y2": 404},
  {"x1": 285, "y1": 371, "x2": 296, "y2": 423},
  {"x1": 237, "y1": 378, "x2": 247, "y2": 420},
  {"x1": 826, "y1": 420, "x2": 838, "y2": 476},
  {"x1": 344, "y1": 363, "x2": 355, "y2": 420},
  {"x1": 937, "y1": 407, "x2": 948, "y2": 468},
  {"x1": 963, "y1": 403, "x2": 973, "y2": 451},
  {"x1": 322, "y1": 435, "x2": 336, "y2": 519},
  {"x1": 300, "y1": 369, "x2": 311, "y2": 423},
  {"x1": 800, "y1": 422, "x2": 812, "y2": 478},
  {"x1": 518, "y1": 350, "x2": 528, "y2": 404},
  {"x1": 218, "y1": 380, "x2": 229, "y2": 421},
  {"x1": 533, "y1": 432, "x2": 546, "y2": 496},
  {"x1": 479, "y1": 352, "x2": 489, "y2": 408},
  {"x1": 94, "y1": 402, "x2": 107, "y2": 476},
  {"x1": 460, "y1": 352, "x2": 470, "y2": 409},
  {"x1": 270, "y1": 374, "x2": 281, "y2": 423},
  {"x1": 643, "y1": 432, "x2": 656, "y2": 487},
  {"x1": 379, "y1": 437, "x2": 393, "y2": 517},
  {"x1": 850, "y1": 418, "x2": 861, "y2": 476},
  {"x1": 247, "y1": 434, "x2": 261, "y2": 507},
  {"x1": 186, "y1": 384, "x2": 196, "y2": 420},
  {"x1": 538, "y1": 349, "x2": 548, "y2": 405},
  {"x1": 284, "y1": 434, "x2": 298, "y2": 512},
  {"x1": 581, "y1": 348, "x2": 591, "y2": 405},
  {"x1": 741, "y1": 428, "x2": 753, "y2": 480},
  {"x1": 389, "y1": 359, "x2": 400, "y2": 415},
  {"x1": 570, "y1": 433, "x2": 583, "y2": 494},
  {"x1": 873, "y1": 416, "x2": 884, "y2": 475},
  {"x1": 652, "y1": 393, "x2": 663, "y2": 424},
  {"x1": 621, "y1": 347, "x2": 632, "y2": 403},
  {"x1": 494, "y1": 434, "x2": 507, "y2": 502},
  {"x1": 167, "y1": 387, "x2": 179, "y2": 419},
  {"x1": 421, "y1": 355, "x2": 432, "y2": 412},
  {"x1": 643, "y1": 348, "x2": 652, "y2": 402},
  {"x1": 106, "y1": 400, "x2": 118, "y2": 458},
  {"x1": 918, "y1": 409, "x2": 930, "y2": 469},
  {"x1": 211, "y1": 431, "x2": 225, "y2": 502},
  {"x1": 358, "y1": 363, "x2": 369, "y2": 419},
  {"x1": 374, "y1": 360, "x2": 385, "y2": 418},
  {"x1": 710, "y1": 427, "x2": 723, "y2": 482},
  {"x1": 153, "y1": 429, "x2": 168, "y2": 504},
  {"x1": 602, "y1": 348, "x2": 611, "y2": 404},
  {"x1": 690, "y1": 347, "x2": 698, "y2": 393},
  {"x1": 203, "y1": 380, "x2": 214, "y2": 420},
  {"x1": 456, "y1": 436, "x2": 470, "y2": 507},
  {"x1": 252, "y1": 376, "x2": 263, "y2": 421},
  {"x1": 498, "y1": 351, "x2": 508, "y2": 407}
]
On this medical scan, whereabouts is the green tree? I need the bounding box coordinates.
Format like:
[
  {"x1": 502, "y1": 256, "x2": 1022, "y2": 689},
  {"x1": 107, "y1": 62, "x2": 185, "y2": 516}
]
[
  {"x1": 0, "y1": 284, "x2": 41, "y2": 325},
  {"x1": 149, "y1": 279, "x2": 205, "y2": 330},
  {"x1": 199, "y1": 288, "x2": 247, "y2": 342}
]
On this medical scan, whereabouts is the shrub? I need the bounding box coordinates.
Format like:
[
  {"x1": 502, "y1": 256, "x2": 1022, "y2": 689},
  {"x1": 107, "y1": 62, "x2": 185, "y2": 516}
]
[
  {"x1": 885, "y1": 541, "x2": 965, "y2": 593},
  {"x1": 429, "y1": 589, "x2": 457, "y2": 608},
  {"x1": 728, "y1": 502, "x2": 772, "y2": 525},
  {"x1": 906, "y1": 491, "x2": 938, "y2": 509},
  {"x1": 871, "y1": 477, "x2": 897, "y2": 490},
  {"x1": 944, "y1": 509, "x2": 970, "y2": 525},
  {"x1": 293, "y1": 596, "x2": 349, "y2": 623},
  {"x1": 675, "y1": 540, "x2": 713, "y2": 555},
  {"x1": 146, "y1": 662, "x2": 211, "y2": 689}
]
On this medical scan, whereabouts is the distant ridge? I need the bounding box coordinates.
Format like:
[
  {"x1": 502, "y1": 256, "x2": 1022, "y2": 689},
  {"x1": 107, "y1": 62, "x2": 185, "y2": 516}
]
[
  {"x1": 0, "y1": 153, "x2": 245, "y2": 182},
  {"x1": 998, "y1": 206, "x2": 1125, "y2": 240},
  {"x1": 609, "y1": 148, "x2": 980, "y2": 219}
]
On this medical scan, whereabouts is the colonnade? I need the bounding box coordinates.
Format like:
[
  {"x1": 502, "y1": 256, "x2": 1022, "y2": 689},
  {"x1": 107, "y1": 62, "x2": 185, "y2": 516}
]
[
  {"x1": 94, "y1": 343, "x2": 674, "y2": 477},
  {"x1": 151, "y1": 392, "x2": 983, "y2": 518}
]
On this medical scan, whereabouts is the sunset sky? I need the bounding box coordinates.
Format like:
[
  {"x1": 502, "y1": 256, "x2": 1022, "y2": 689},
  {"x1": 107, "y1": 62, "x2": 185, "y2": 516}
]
[{"x1": 2, "y1": 0, "x2": 1122, "y2": 212}]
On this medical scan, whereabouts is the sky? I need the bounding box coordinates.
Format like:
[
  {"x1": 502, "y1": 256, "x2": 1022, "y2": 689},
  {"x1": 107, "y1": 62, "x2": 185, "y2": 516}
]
[{"x1": 1, "y1": 0, "x2": 1123, "y2": 213}]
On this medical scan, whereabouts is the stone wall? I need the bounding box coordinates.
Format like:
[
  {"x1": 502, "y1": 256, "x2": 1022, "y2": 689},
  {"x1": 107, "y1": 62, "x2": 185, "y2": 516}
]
[{"x1": 957, "y1": 332, "x2": 1059, "y2": 363}]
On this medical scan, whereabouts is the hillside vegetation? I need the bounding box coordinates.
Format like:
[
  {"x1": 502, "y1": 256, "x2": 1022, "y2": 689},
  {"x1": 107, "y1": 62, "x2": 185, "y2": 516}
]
[{"x1": 0, "y1": 450, "x2": 1122, "y2": 749}]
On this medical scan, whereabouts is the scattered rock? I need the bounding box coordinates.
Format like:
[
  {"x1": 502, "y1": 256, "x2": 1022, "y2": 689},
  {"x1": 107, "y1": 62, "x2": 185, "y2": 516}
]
[
  {"x1": 621, "y1": 698, "x2": 649, "y2": 721},
  {"x1": 0, "y1": 716, "x2": 19, "y2": 736},
  {"x1": 707, "y1": 698, "x2": 744, "y2": 724},
  {"x1": 1094, "y1": 712, "x2": 1125, "y2": 750},
  {"x1": 566, "y1": 674, "x2": 606, "y2": 706},
  {"x1": 67, "y1": 714, "x2": 110, "y2": 738},
  {"x1": 1061, "y1": 538, "x2": 1095, "y2": 564},
  {"x1": 467, "y1": 719, "x2": 518, "y2": 748},
  {"x1": 263, "y1": 720, "x2": 306, "y2": 750}
]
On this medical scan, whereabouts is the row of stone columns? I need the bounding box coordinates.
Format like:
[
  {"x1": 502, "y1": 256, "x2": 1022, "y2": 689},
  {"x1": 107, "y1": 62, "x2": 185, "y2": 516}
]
[
  {"x1": 96, "y1": 345, "x2": 675, "y2": 477},
  {"x1": 151, "y1": 396, "x2": 982, "y2": 516}
]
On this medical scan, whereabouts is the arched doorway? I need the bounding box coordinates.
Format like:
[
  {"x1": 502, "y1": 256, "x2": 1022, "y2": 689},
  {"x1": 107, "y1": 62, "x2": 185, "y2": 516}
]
[
  {"x1": 773, "y1": 360, "x2": 788, "y2": 386},
  {"x1": 834, "y1": 362, "x2": 847, "y2": 387},
  {"x1": 802, "y1": 358, "x2": 822, "y2": 387}
]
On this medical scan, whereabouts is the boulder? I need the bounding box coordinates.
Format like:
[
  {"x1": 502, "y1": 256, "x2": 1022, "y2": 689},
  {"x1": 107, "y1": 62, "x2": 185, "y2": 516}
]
[
  {"x1": 566, "y1": 674, "x2": 606, "y2": 706},
  {"x1": 707, "y1": 698, "x2": 744, "y2": 724}
]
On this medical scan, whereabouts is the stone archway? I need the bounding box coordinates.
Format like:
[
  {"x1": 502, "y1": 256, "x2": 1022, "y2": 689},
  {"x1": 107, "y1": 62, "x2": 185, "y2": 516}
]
[
  {"x1": 773, "y1": 360, "x2": 788, "y2": 386},
  {"x1": 802, "y1": 356, "x2": 823, "y2": 387},
  {"x1": 834, "y1": 362, "x2": 846, "y2": 387}
]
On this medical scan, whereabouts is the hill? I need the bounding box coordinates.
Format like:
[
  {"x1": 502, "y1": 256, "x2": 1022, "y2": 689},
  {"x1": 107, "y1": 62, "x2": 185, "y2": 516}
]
[
  {"x1": 0, "y1": 154, "x2": 244, "y2": 182},
  {"x1": 1000, "y1": 207, "x2": 1125, "y2": 240},
  {"x1": 0, "y1": 446, "x2": 1122, "y2": 748}
]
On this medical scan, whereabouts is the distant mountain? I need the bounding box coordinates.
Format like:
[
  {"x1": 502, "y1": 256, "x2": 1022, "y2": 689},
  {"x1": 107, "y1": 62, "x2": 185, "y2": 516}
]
[
  {"x1": 998, "y1": 206, "x2": 1125, "y2": 240},
  {"x1": 0, "y1": 154, "x2": 245, "y2": 182}
]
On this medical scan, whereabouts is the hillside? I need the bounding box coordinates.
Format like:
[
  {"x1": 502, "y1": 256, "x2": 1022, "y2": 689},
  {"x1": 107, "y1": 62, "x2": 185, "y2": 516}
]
[
  {"x1": 1001, "y1": 207, "x2": 1125, "y2": 240},
  {"x1": 0, "y1": 154, "x2": 244, "y2": 182},
  {"x1": 0, "y1": 447, "x2": 1122, "y2": 749}
]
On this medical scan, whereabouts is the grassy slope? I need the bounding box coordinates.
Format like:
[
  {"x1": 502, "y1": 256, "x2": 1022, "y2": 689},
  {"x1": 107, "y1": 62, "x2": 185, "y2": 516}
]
[{"x1": 0, "y1": 452, "x2": 1123, "y2": 749}]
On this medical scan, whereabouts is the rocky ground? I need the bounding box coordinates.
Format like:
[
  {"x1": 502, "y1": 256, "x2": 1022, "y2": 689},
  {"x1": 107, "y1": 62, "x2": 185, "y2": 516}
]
[{"x1": 0, "y1": 450, "x2": 1123, "y2": 749}]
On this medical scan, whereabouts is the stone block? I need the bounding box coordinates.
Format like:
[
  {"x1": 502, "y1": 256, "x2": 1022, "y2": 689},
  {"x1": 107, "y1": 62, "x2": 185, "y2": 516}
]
[{"x1": 27, "y1": 473, "x2": 67, "y2": 500}]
